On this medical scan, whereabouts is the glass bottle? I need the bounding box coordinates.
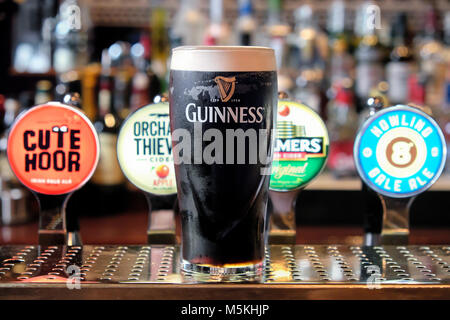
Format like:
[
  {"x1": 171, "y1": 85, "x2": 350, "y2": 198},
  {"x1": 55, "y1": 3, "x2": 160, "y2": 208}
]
[
  {"x1": 171, "y1": 0, "x2": 206, "y2": 46},
  {"x1": 90, "y1": 49, "x2": 127, "y2": 215},
  {"x1": 354, "y1": 0, "x2": 386, "y2": 112},
  {"x1": 204, "y1": 0, "x2": 231, "y2": 45},
  {"x1": 326, "y1": 80, "x2": 359, "y2": 177},
  {"x1": 292, "y1": 4, "x2": 327, "y2": 115},
  {"x1": 265, "y1": 0, "x2": 292, "y2": 94},
  {"x1": 386, "y1": 12, "x2": 413, "y2": 105},
  {"x1": 235, "y1": 0, "x2": 257, "y2": 46}
]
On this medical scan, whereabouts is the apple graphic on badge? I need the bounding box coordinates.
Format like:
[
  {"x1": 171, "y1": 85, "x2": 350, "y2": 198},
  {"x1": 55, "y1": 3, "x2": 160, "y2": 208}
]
[
  {"x1": 279, "y1": 105, "x2": 290, "y2": 117},
  {"x1": 156, "y1": 164, "x2": 169, "y2": 179}
]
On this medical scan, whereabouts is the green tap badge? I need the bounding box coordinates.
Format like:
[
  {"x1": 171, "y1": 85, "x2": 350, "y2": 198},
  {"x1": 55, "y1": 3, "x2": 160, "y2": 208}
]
[
  {"x1": 269, "y1": 100, "x2": 329, "y2": 191},
  {"x1": 117, "y1": 102, "x2": 176, "y2": 195}
]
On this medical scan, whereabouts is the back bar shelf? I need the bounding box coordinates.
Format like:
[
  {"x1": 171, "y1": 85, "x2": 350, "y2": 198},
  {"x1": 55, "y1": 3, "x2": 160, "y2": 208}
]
[{"x1": 0, "y1": 245, "x2": 449, "y2": 299}]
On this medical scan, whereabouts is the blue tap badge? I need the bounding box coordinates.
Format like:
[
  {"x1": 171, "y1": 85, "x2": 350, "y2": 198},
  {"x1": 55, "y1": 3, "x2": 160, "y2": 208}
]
[{"x1": 354, "y1": 105, "x2": 446, "y2": 198}]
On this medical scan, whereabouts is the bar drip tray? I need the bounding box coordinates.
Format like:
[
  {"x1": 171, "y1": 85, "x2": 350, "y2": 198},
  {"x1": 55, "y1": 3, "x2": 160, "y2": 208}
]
[{"x1": 0, "y1": 245, "x2": 449, "y2": 299}]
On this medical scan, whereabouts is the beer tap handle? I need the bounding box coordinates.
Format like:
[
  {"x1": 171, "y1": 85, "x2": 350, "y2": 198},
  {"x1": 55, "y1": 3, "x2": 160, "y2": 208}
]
[
  {"x1": 66, "y1": 202, "x2": 83, "y2": 246},
  {"x1": 6, "y1": 100, "x2": 99, "y2": 247},
  {"x1": 268, "y1": 98, "x2": 329, "y2": 245},
  {"x1": 62, "y1": 93, "x2": 84, "y2": 246},
  {"x1": 354, "y1": 104, "x2": 446, "y2": 247},
  {"x1": 145, "y1": 192, "x2": 177, "y2": 245},
  {"x1": 66, "y1": 229, "x2": 82, "y2": 246},
  {"x1": 268, "y1": 190, "x2": 299, "y2": 244},
  {"x1": 362, "y1": 182, "x2": 383, "y2": 246},
  {"x1": 361, "y1": 97, "x2": 384, "y2": 246},
  {"x1": 36, "y1": 193, "x2": 70, "y2": 246},
  {"x1": 116, "y1": 99, "x2": 177, "y2": 245},
  {"x1": 379, "y1": 195, "x2": 414, "y2": 245}
]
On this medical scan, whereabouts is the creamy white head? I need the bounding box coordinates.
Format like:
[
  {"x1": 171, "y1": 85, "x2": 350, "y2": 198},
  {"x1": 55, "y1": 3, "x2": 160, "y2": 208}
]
[{"x1": 170, "y1": 46, "x2": 277, "y2": 72}]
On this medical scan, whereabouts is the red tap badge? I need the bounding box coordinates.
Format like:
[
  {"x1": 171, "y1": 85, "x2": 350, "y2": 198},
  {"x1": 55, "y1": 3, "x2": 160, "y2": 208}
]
[{"x1": 7, "y1": 103, "x2": 100, "y2": 195}]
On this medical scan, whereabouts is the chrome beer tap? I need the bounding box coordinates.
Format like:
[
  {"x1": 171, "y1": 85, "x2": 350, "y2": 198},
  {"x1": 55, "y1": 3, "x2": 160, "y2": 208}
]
[
  {"x1": 268, "y1": 92, "x2": 329, "y2": 244},
  {"x1": 6, "y1": 94, "x2": 100, "y2": 246},
  {"x1": 117, "y1": 95, "x2": 177, "y2": 245},
  {"x1": 360, "y1": 97, "x2": 385, "y2": 246},
  {"x1": 354, "y1": 102, "x2": 446, "y2": 245}
]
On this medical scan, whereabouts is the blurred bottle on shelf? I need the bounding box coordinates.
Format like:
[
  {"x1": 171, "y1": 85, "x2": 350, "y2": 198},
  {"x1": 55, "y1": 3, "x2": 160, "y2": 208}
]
[
  {"x1": 357, "y1": 81, "x2": 389, "y2": 127},
  {"x1": 53, "y1": 0, "x2": 91, "y2": 74},
  {"x1": 369, "y1": 81, "x2": 389, "y2": 105},
  {"x1": 33, "y1": 2, "x2": 54, "y2": 74},
  {"x1": 80, "y1": 63, "x2": 100, "y2": 121},
  {"x1": 140, "y1": 34, "x2": 162, "y2": 104},
  {"x1": 414, "y1": 4, "x2": 445, "y2": 111},
  {"x1": 54, "y1": 70, "x2": 82, "y2": 102},
  {"x1": 442, "y1": 83, "x2": 450, "y2": 173},
  {"x1": 291, "y1": 4, "x2": 327, "y2": 115},
  {"x1": 440, "y1": 11, "x2": 450, "y2": 117},
  {"x1": 445, "y1": 11, "x2": 450, "y2": 49},
  {"x1": 13, "y1": 0, "x2": 54, "y2": 73},
  {"x1": 0, "y1": 97, "x2": 34, "y2": 225},
  {"x1": 235, "y1": 0, "x2": 257, "y2": 46},
  {"x1": 386, "y1": 12, "x2": 413, "y2": 105},
  {"x1": 54, "y1": 71, "x2": 72, "y2": 102},
  {"x1": 204, "y1": 0, "x2": 231, "y2": 45},
  {"x1": 34, "y1": 80, "x2": 53, "y2": 104},
  {"x1": 89, "y1": 49, "x2": 127, "y2": 215},
  {"x1": 97, "y1": 49, "x2": 114, "y2": 120},
  {"x1": 438, "y1": 51, "x2": 450, "y2": 172},
  {"x1": 326, "y1": 0, "x2": 354, "y2": 122},
  {"x1": 151, "y1": 7, "x2": 170, "y2": 90},
  {"x1": 109, "y1": 42, "x2": 133, "y2": 120},
  {"x1": 326, "y1": 80, "x2": 358, "y2": 177},
  {"x1": 265, "y1": 0, "x2": 292, "y2": 93},
  {"x1": 171, "y1": 0, "x2": 206, "y2": 46},
  {"x1": 130, "y1": 43, "x2": 150, "y2": 112},
  {"x1": 354, "y1": 0, "x2": 386, "y2": 112},
  {"x1": 326, "y1": 0, "x2": 354, "y2": 87},
  {"x1": 407, "y1": 73, "x2": 427, "y2": 106}
]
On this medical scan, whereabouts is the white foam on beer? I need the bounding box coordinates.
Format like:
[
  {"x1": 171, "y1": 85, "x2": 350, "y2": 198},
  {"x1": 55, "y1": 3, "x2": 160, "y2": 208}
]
[{"x1": 170, "y1": 46, "x2": 276, "y2": 71}]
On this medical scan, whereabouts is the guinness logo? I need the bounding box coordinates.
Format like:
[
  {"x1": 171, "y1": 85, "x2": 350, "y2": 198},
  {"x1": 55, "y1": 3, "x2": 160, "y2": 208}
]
[{"x1": 214, "y1": 76, "x2": 236, "y2": 102}]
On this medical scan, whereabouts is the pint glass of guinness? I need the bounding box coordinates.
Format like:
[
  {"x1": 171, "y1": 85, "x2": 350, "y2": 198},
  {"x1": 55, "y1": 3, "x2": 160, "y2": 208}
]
[{"x1": 169, "y1": 46, "x2": 277, "y2": 280}]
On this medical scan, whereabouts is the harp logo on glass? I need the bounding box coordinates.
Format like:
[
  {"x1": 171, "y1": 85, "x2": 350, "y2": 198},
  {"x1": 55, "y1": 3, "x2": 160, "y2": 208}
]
[{"x1": 214, "y1": 76, "x2": 236, "y2": 102}]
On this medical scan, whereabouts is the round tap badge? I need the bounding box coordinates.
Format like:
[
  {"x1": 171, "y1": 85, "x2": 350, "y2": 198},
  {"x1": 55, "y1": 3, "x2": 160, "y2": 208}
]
[
  {"x1": 117, "y1": 102, "x2": 176, "y2": 195},
  {"x1": 354, "y1": 105, "x2": 446, "y2": 198},
  {"x1": 7, "y1": 102, "x2": 100, "y2": 195},
  {"x1": 270, "y1": 100, "x2": 329, "y2": 191}
]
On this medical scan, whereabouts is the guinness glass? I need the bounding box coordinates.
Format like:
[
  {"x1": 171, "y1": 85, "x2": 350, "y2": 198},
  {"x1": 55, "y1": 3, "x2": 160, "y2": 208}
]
[{"x1": 169, "y1": 46, "x2": 277, "y2": 280}]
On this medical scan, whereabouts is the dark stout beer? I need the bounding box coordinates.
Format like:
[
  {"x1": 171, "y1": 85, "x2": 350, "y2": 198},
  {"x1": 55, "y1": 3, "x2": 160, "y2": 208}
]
[{"x1": 169, "y1": 46, "x2": 277, "y2": 277}]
